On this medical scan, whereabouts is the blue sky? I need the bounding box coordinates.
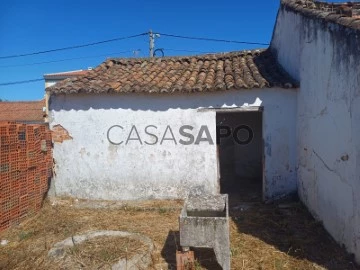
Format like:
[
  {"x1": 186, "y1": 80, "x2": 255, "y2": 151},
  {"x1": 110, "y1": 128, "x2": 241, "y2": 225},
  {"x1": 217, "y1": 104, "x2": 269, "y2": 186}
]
[{"x1": 0, "y1": 0, "x2": 340, "y2": 101}]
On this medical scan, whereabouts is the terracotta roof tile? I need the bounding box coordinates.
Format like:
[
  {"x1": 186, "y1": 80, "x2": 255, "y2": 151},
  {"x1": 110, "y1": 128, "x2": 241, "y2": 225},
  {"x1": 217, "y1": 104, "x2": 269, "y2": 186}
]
[
  {"x1": 281, "y1": 0, "x2": 360, "y2": 30},
  {"x1": 47, "y1": 49, "x2": 298, "y2": 95},
  {"x1": 0, "y1": 100, "x2": 45, "y2": 122}
]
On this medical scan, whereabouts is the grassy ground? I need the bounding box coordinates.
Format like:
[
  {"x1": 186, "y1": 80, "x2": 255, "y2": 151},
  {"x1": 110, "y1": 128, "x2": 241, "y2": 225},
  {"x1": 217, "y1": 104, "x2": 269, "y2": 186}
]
[{"x1": 0, "y1": 198, "x2": 358, "y2": 270}]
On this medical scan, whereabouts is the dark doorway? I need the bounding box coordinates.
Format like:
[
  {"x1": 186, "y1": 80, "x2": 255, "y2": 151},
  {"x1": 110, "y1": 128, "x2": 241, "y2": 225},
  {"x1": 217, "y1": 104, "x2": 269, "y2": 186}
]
[{"x1": 216, "y1": 110, "x2": 263, "y2": 201}]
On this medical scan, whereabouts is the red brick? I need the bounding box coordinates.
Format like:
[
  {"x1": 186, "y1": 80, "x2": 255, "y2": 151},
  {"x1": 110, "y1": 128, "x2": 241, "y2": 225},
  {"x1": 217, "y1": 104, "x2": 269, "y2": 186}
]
[{"x1": 176, "y1": 251, "x2": 195, "y2": 270}]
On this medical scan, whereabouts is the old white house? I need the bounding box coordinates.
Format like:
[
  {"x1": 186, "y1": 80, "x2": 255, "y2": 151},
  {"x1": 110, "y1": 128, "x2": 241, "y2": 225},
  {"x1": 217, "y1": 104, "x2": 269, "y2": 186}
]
[
  {"x1": 47, "y1": 0, "x2": 360, "y2": 262},
  {"x1": 47, "y1": 50, "x2": 297, "y2": 201}
]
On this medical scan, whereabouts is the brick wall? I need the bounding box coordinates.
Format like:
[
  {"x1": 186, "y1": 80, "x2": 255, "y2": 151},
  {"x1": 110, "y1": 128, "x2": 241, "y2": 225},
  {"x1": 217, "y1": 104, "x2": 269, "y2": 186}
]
[
  {"x1": 51, "y1": 124, "x2": 72, "y2": 143},
  {"x1": 0, "y1": 122, "x2": 52, "y2": 232}
]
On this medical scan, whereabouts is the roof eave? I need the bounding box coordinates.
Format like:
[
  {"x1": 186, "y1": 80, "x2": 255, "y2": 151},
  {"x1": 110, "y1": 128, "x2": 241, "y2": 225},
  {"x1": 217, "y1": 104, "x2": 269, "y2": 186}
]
[{"x1": 280, "y1": 0, "x2": 360, "y2": 30}]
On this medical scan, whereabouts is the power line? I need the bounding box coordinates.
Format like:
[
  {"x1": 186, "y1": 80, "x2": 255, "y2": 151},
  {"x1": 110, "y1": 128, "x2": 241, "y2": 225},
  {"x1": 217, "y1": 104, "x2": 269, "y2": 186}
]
[
  {"x1": 0, "y1": 50, "x2": 137, "y2": 68},
  {"x1": 0, "y1": 33, "x2": 147, "y2": 59},
  {"x1": 0, "y1": 79, "x2": 43, "y2": 86},
  {"x1": 0, "y1": 31, "x2": 269, "y2": 61},
  {"x1": 0, "y1": 31, "x2": 270, "y2": 86},
  {"x1": 1, "y1": 48, "x2": 210, "y2": 68},
  {"x1": 157, "y1": 33, "x2": 270, "y2": 46},
  {"x1": 0, "y1": 48, "x2": 213, "y2": 86}
]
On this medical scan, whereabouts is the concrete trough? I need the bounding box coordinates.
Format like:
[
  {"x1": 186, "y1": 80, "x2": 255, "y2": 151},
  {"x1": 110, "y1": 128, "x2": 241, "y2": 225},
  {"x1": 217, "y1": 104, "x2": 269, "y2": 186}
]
[{"x1": 179, "y1": 194, "x2": 230, "y2": 270}]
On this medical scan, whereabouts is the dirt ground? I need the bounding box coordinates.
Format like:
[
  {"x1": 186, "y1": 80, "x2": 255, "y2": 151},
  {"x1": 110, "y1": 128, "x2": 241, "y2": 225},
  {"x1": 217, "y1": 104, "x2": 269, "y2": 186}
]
[{"x1": 0, "y1": 197, "x2": 358, "y2": 270}]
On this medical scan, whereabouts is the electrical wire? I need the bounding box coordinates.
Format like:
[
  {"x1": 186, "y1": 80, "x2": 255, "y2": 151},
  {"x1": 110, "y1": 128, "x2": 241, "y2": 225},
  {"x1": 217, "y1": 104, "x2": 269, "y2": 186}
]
[
  {"x1": 0, "y1": 33, "x2": 147, "y2": 59},
  {"x1": 0, "y1": 48, "x2": 208, "y2": 86},
  {"x1": 1, "y1": 48, "x2": 211, "y2": 68},
  {"x1": 0, "y1": 31, "x2": 269, "y2": 61},
  {"x1": 0, "y1": 50, "x2": 137, "y2": 68},
  {"x1": 157, "y1": 33, "x2": 270, "y2": 46},
  {"x1": 0, "y1": 31, "x2": 270, "y2": 86},
  {"x1": 0, "y1": 79, "x2": 43, "y2": 86}
]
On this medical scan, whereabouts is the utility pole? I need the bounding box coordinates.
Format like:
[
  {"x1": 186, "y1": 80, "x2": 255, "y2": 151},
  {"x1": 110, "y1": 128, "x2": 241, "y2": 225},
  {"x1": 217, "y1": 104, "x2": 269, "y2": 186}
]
[{"x1": 149, "y1": 29, "x2": 154, "y2": 58}]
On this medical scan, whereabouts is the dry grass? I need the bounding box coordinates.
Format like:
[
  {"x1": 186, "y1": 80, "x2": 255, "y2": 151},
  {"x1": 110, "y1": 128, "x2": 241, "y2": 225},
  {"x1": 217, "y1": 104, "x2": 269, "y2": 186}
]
[
  {"x1": 228, "y1": 199, "x2": 359, "y2": 270},
  {"x1": 0, "y1": 198, "x2": 182, "y2": 270},
  {"x1": 0, "y1": 198, "x2": 358, "y2": 270}
]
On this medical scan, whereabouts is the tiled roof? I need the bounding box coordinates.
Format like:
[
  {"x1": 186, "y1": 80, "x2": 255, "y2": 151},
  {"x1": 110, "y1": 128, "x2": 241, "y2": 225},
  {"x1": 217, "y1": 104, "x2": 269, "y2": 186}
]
[
  {"x1": 46, "y1": 49, "x2": 298, "y2": 95},
  {"x1": 282, "y1": 0, "x2": 360, "y2": 29},
  {"x1": 44, "y1": 70, "x2": 89, "y2": 79},
  {"x1": 0, "y1": 100, "x2": 45, "y2": 123}
]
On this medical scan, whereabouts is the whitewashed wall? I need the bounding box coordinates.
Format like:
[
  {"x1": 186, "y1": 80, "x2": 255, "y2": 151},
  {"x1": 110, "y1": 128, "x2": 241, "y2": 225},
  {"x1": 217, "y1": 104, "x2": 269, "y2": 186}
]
[
  {"x1": 271, "y1": 6, "x2": 360, "y2": 263},
  {"x1": 49, "y1": 88, "x2": 297, "y2": 201}
]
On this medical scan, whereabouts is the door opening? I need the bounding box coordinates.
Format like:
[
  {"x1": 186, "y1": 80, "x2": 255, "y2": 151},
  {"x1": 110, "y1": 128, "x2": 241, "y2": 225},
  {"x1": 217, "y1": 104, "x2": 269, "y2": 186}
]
[{"x1": 216, "y1": 110, "x2": 263, "y2": 201}]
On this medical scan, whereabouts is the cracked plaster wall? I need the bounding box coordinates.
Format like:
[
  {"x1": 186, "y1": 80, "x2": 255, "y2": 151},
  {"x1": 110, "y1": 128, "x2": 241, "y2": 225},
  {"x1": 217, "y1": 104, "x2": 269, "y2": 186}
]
[
  {"x1": 271, "y1": 5, "x2": 360, "y2": 263},
  {"x1": 48, "y1": 89, "x2": 296, "y2": 201}
]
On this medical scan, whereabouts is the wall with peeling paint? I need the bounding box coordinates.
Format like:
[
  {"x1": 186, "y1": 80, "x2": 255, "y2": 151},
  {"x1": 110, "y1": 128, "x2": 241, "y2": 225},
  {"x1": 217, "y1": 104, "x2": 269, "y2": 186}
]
[
  {"x1": 271, "y1": 6, "x2": 360, "y2": 263},
  {"x1": 48, "y1": 88, "x2": 296, "y2": 201}
]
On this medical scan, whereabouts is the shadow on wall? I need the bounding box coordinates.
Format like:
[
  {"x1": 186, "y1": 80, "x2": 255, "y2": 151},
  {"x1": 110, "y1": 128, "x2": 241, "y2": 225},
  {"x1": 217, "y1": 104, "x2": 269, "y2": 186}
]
[
  {"x1": 48, "y1": 89, "x2": 294, "y2": 112},
  {"x1": 229, "y1": 195, "x2": 359, "y2": 270}
]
